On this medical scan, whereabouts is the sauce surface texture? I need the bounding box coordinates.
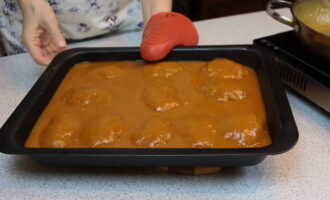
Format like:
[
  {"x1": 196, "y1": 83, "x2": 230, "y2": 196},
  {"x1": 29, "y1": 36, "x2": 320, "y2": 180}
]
[{"x1": 25, "y1": 59, "x2": 271, "y2": 148}]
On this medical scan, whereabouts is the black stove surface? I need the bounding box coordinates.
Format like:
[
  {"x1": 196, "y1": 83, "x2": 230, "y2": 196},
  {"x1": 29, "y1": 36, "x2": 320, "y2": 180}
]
[{"x1": 254, "y1": 31, "x2": 329, "y2": 86}]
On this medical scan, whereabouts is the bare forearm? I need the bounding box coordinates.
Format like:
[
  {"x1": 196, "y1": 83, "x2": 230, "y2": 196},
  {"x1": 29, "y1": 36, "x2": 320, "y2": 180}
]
[
  {"x1": 141, "y1": 0, "x2": 172, "y2": 23},
  {"x1": 17, "y1": 0, "x2": 36, "y2": 11},
  {"x1": 18, "y1": 0, "x2": 45, "y2": 17}
]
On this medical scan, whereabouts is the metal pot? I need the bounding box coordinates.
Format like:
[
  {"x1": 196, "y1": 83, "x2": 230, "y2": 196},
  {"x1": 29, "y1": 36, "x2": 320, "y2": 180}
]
[{"x1": 266, "y1": 0, "x2": 330, "y2": 60}]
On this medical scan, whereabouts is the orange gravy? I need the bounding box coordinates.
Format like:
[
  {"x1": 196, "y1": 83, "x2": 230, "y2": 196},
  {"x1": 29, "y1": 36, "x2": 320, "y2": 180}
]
[{"x1": 25, "y1": 59, "x2": 271, "y2": 148}]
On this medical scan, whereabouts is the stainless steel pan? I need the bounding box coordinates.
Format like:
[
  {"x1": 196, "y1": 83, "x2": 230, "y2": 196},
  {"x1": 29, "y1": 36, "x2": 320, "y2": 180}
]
[{"x1": 266, "y1": 0, "x2": 330, "y2": 60}]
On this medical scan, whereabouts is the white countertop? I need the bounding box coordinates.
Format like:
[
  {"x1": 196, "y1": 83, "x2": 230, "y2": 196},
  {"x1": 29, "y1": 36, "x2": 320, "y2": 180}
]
[{"x1": 0, "y1": 9, "x2": 329, "y2": 200}]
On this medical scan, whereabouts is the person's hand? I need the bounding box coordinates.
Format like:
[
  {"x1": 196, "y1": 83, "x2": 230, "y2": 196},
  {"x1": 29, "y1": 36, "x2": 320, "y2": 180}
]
[{"x1": 19, "y1": 0, "x2": 67, "y2": 65}]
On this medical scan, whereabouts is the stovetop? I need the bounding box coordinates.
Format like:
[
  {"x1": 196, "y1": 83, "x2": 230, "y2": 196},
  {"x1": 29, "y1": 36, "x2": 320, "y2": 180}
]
[
  {"x1": 254, "y1": 31, "x2": 329, "y2": 113},
  {"x1": 254, "y1": 31, "x2": 329, "y2": 86}
]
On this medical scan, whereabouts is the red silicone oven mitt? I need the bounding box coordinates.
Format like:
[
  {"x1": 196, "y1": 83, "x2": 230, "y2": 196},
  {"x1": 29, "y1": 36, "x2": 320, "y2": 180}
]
[{"x1": 140, "y1": 12, "x2": 199, "y2": 61}]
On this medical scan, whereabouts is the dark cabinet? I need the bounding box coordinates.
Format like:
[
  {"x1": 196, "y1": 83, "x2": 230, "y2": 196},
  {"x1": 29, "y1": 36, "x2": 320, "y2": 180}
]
[{"x1": 173, "y1": 0, "x2": 271, "y2": 21}]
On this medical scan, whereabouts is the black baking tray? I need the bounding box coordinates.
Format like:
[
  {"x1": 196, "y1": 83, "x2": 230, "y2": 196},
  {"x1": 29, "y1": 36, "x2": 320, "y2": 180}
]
[{"x1": 0, "y1": 46, "x2": 299, "y2": 167}]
